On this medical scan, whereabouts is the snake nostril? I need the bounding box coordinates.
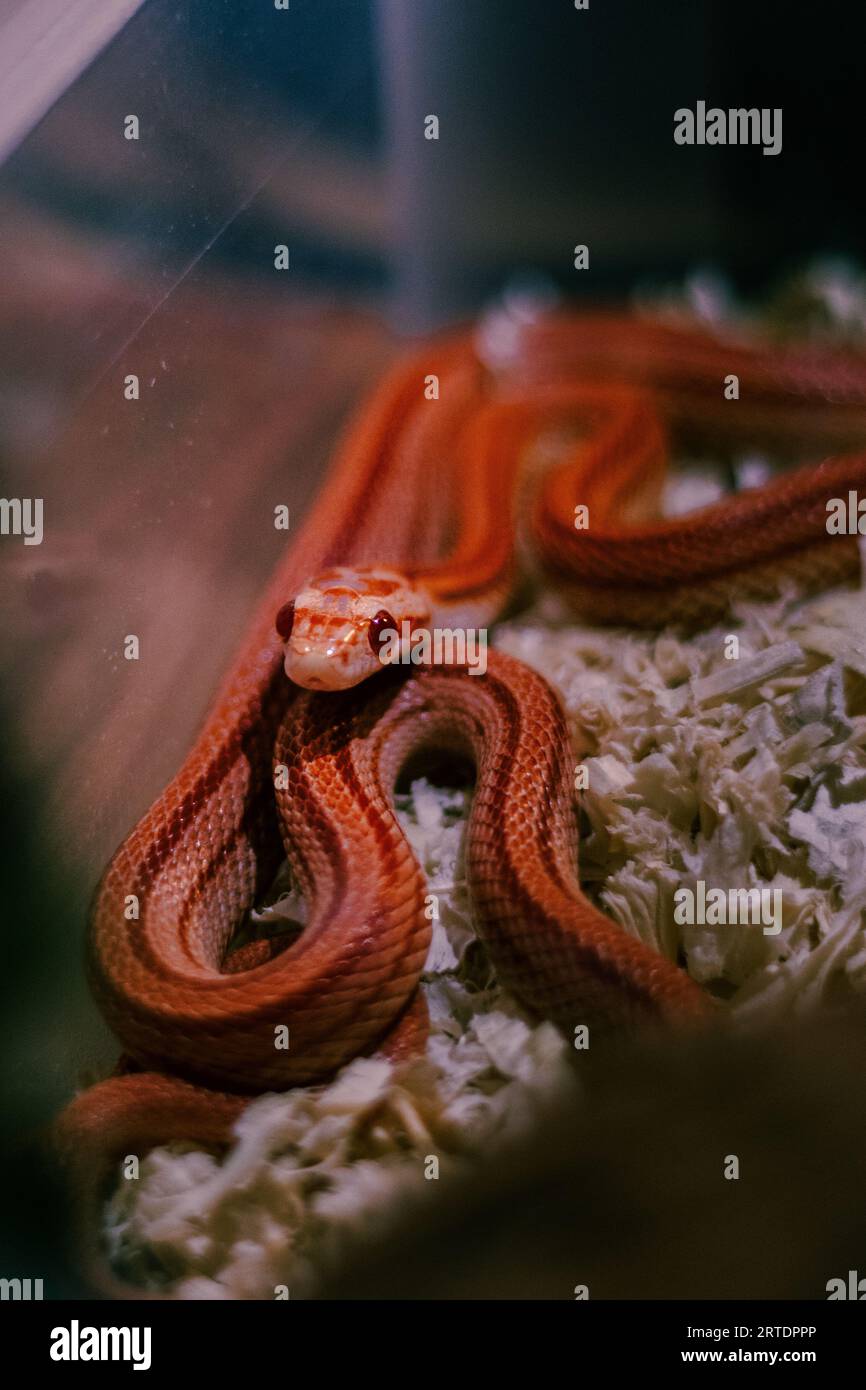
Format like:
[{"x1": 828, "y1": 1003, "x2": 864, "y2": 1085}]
[
  {"x1": 275, "y1": 600, "x2": 296, "y2": 641},
  {"x1": 368, "y1": 609, "x2": 397, "y2": 657}
]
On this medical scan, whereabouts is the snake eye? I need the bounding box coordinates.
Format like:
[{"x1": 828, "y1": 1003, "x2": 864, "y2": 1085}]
[
  {"x1": 368, "y1": 609, "x2": 397, "y2": 658},
  {"x1": 275, "y1": 600, "x2": 295, "y2": 641}
]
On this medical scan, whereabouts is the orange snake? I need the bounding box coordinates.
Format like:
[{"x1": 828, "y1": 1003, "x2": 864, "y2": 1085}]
[{"x1": 56, "y1": 310, "x2": 866, "y2": 1285}]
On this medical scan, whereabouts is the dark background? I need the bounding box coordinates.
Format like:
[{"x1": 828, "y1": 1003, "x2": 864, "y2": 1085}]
[{"x1": 2, "y1": 0, "x2": 864, "y2": 339}]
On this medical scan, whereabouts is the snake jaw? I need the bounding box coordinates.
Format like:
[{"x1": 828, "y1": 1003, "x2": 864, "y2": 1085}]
[{"x1": 283, "y1": 633, "x2": 370, "y2": 691}]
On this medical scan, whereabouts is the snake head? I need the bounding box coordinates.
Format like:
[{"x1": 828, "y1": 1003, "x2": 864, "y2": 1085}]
[{"x1": 277, "y1": 566, "x2": 432, "y2": 690}]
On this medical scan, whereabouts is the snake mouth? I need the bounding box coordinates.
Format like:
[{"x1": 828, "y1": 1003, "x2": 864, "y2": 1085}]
[
  {"x1": 295, "y1": 673, "x2": 337, "y2": 691},
  {"x1": 284, "y1": 651, "x2": 362, "y2": 692}
]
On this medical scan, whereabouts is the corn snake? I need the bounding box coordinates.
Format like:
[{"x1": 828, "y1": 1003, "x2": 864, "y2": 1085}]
[{"x1": 56, "y1": 311, "x2": 866, "y2": 1285}]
